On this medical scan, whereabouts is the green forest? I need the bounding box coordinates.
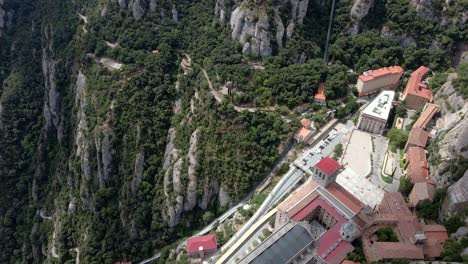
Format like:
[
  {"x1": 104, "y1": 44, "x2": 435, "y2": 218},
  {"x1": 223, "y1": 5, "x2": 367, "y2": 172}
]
[{"x1": 0, "y1": 0, "x2": 466, "y2": 263}]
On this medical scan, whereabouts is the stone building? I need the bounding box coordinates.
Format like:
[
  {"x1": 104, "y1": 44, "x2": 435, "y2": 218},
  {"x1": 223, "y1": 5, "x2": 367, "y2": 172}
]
[
  {"x1": 186, "y1": 234, "x2": 217, "y2": 263},
  {"x1": 361, "y1": 192, "x2": 448, "y2": 262},
  {"x1": 409, "y1": 182, "x2": 436, "y2": 207},
  {"x1": 311, "y1": 156, "x2": 341, "y2": 187},
  {"x1": 356, "y1": 66, "x2": 403, "y2": 97},
  {"x1": 357, "y1": 91, "x2": 394, "y2": 135},
  {"x1": 402, "y1": 66, "x2": 433, "y2": 110}
]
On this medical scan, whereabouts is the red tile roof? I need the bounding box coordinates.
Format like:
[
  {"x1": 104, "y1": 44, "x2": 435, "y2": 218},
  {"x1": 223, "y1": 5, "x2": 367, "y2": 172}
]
[
  {"x1": 301, "y1": 118, "x2": 312, "y2": 128},
  {"x1": 404, "y1": 66, "x2": 432, "y2": 101},
  {"x1": 412, "y1": 103, "x2": 440, "y2": 130},
  {"x1": 315, "y1": 82, "x2": 327, "y2": 100},
  {"x1": 423, "y1": 238, "x2": 445, "y2": 258},
  {"x1": 358, "y1": 66, "x2": 404, "y2": 82},
  {"x1": 315, "y1": 156, "x2": 341, "y2": 176},
  {"x1": 341, "y1": 259, "x2": 360, "y2": 264},
  {"x1": 296, "y1": 127, "x2": 312, "y2": 140},
  {"x1": 322, "y1": 236, "x2": 354, "y2": 264},
  {"x1": 407, "y1": 128, "x2": 430, "y2": 149},
  {"x1": 277, "y1": 180, "x2": 319, "y2": 213},
  {"x1": 279, "y1": 180, "x2": 361, "y2": 264},
  {"x1": 325, "y1": 182, "x2": 364, "y2": 214},
  {"x1": 292, "y1": 196, "x2": 351, "y2": 263},
  {"x1": 363, "y1": 192, "x2": 448, "y2": 262},
  {"x1": 341, "y1": 260, "x2": 360, "y2": 264},
  {"x1": 373, "y1": 242, "x2": 425, "y2": 260},
  {"x1": 410, "y1": 182, "x2": 435, "y2": 205},
  {"x1": 186, "y1": 234, "x2": 217, "y2": 254},
  {"x1": 406, "y1": 147, "x2": 429, "y2": 183}
]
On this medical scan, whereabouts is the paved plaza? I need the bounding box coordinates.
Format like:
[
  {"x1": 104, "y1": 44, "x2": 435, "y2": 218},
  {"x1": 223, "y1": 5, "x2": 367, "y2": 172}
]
[
  {"x1": 341, "y1": 129, "x2": 372, "y2": 177},
  {"x1": 336, "y1": 167, "x2": 384, "y2": 208}
]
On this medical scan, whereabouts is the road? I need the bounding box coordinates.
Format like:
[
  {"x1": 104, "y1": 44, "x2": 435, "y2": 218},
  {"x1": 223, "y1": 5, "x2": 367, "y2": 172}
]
[
  {"x1": 138, "y1": 140, "x2": 296, "y2": 264},
  {"x1": 200, "y1": 67, "x2": 290, "y2": 121},
  {"x1": 215, "y1": 167, "x2": 305, "y2": 264},
  {"x1": 296, "y1": 130, "x2": 343, "y2": 173},
  {"x1": 216, "y1": 119, "x2": 345, "y2": 263}
]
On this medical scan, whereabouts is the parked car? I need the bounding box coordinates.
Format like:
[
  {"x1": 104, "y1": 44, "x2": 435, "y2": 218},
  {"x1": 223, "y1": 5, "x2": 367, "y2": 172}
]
[{"x1": 309, "y1": 152, "x2": 314, "y2": 156}]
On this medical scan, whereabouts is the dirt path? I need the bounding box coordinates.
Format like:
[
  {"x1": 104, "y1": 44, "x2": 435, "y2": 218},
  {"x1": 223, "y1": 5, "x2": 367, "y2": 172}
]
[
  {"x1": 199, "y1": 64, "x2": 293, "y2": 122},
  {"x1": 39, "y1": 209, "x2": 53, "y2": 221}
]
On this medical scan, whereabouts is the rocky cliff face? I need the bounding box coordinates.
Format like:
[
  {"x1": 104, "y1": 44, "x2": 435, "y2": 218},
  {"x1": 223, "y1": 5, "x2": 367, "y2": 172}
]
[
  {"x1": 0, "y1": 0, "x2": 12, "y2": 37},
  {"x1": 349, "y1": 0, "x2": 373, "y2": 34},
  {"x1": 442, "y1": 171, "x2": 468, "y2": 217},
  {"x1": 0, "y1": 0, "x2": 5, "y2": 36},
  {"x1": 223, "y1": 0, "x2": 310, "y2": 58},
  {"x1": 410, "y1": 0, "x2": 436, "y2": 21},
  {"x1": 432, "y1": 72, "x2": 468, "y2": 216},
  {"x1": 109, "y1": 0, "x2": 179, "y2": 21}
]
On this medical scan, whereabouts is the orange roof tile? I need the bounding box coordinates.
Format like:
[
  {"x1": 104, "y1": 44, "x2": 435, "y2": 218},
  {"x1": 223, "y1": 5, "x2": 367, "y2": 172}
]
[
  {"x1": 373, "y1": 242, "x2": 424, "y2": 260},
  {"x1": 411, "y1": 182, "x2": 435, "y2": 202},
  {"x1": 315, "y1": 156, "x2": 341, "y2": 175},
  {"x1": 341, "y1": 261, "x2": 360, "y2": 264},
  {"x1": 296, "y1": 127, "x2": 312, "y2": 139},
  {"x1": 406, "y1": 147, "x2": 429, "y2": 183},
  {"x1": 358, "y1": 66, "x2": 404, "y2": 82},
  {"x1": 413, "y1": 103, "x2": 440, "y2": 129},
  {"x1": 301, "y1": 118, "x2": 312, "y2": 128},
  {"x1": 325, "y1": 182, "x2": 364, "y2": 214},
  {"x1": 404, "y1": 66, "x2": 432, "y2": 101},
  {"x1": 277, "y1": 180, "x2": 319, "y2": 213},
  {"x1": 315, "y1": 82, "x2": 327, "y2": 100},
  {"x1": 423, "y1": 238, "x2": 445, "y2": 258},
  {"x1": 407, "y1": 128, "x2": 430, "y2": 149}
]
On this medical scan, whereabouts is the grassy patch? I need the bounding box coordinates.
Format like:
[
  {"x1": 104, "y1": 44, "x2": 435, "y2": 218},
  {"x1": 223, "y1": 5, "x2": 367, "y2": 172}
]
[
  {"x1": 399, "y1": 149, "x2": 406, "y2": 168},
  {"x1": 381, "y1": 174, "x2": 393, "y2": 184}
]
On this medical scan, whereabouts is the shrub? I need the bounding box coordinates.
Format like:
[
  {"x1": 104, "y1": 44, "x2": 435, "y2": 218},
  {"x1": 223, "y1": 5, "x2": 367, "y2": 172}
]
[{"x1": 376, "y1": 226, "x2": 398, "y2": 242}]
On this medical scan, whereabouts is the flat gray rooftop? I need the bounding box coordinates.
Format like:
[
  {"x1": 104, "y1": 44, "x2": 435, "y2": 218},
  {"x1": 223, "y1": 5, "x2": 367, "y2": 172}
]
[{"x1": 238, "y1": 222, "x2": 315, "y2": 264}]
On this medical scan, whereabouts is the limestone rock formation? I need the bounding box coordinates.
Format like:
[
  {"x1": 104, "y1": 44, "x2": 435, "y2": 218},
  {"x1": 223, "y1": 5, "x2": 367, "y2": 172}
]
[
  {"x1": 184, "y1": 128, "x2": 199, "y2": 211},
  {"x1": 410, "y1": 0, "x2": 436, "y2": 21},
  {"x1": 349, "y1": 0, "x2": 374, "y2": 35},
  {"x1": 380, "y1": 26, "x2": 417, "y2": 47},
  {"x1": 171, "y1": 4, "x2": 178, "y2": 22},
  {"x1": 227, "y1": 0, "x2": 310, "y2": 58},
  {"x1": 442, "y1": 171, "x2": 468, "y2": 217},
  {"x1": 42, "y1": 26, "x2": 63, "y2": 140},
  {"x1": 132, "y1": 0, "x2": 146, "y2": 20},
  {"x1": 0, "y1": 0, "x2": 5, "y2": 36},
  {"x1": 230, "y1": 5, "x2": 272, "y2": 58},
  {"x1": 433, "y1": 73, "x2": 468, "y2": 162}
]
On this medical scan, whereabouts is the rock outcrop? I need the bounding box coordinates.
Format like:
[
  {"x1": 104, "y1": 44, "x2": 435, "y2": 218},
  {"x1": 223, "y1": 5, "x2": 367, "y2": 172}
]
[
  {"x1": 432, "y1": 72, "x2": 468, "y2": 218},
  {"x1": 410, "y1": 0, "x2": 436, "y2": 21},
  {"x1": 42, "y1": 26, "x2": 63, "y2": 141},
  {"x1": 230, "y1": 5, "x2": 272, "y2": 58},
  {"x1": 184, "y1": 128, "x2": 199, "y2": 211},
  {"x1": 132, "y1": 0, "x2": 146, "y2": 20},
  {"x1": 433, "y1": 73, "x2": 468, "y2": 162},
  {"x1": 227, "y1": 0, "x2": 310, "y2": 58},
  {"x1": 349, "y1": 0, "x2": 374, "y2": 35},
  {"x1": 380, "y1": 26, "x2": 417, "y2": 47},
  {"x1": 111, "y1": 0, "x2": 179, "y2": 21},
  {"x1": 0, "y1": 0, "x2": 5, "y2": 36},
  {"x1": 442, "y1": 171, "x2": 468, "y2": 217}
]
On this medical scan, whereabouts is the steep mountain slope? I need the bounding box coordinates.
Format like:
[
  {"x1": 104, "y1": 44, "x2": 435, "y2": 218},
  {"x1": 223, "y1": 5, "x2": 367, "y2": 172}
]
[
  {"x1": 0, "y1": 0, "x2": 466, "y2": 263},
  {"x1": 0, "y1": 0, "x2": 293, "y2": 262}
]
